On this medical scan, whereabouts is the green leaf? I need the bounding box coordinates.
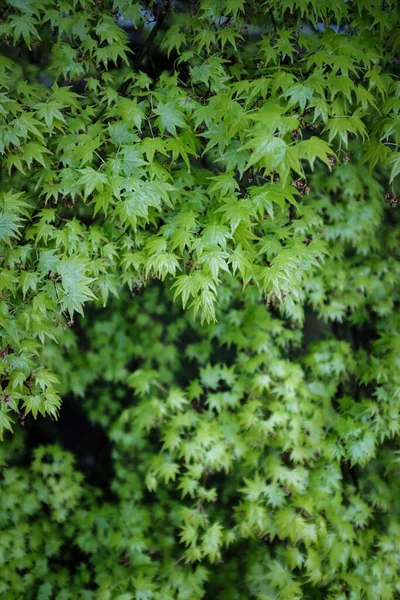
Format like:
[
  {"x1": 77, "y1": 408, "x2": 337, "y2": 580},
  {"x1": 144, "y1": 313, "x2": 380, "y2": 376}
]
[
  {"x1": 154, "y1": 102, "x2": 187, "y2": 136},
  {"x1": 58, "y1": 257, "x2": 96, "y2": 315},
  {"x1": 0, "y1": 410, "x2": 14, "y2": 440},
  {"x1": 78, "y1": 168, "x2": 108, "y2": 198},
  {"x1": 296, "y1": 137, "x2": 335, "y2": 169},
  {"x1": 10, "y1": 14, "x2": 41, "y2": 48},
  {"x1": 283, "y1": 84, "x2": 314, "y2": 110},
  {"x1": 389, "y1": 152, "x2": 400, "y2": 183},
  {"x1": 34, "y1": 101, "x2": 66, "y2": 128},
  {"x1": 201, "y1": 522, "x2": 223, "y2": 562}
]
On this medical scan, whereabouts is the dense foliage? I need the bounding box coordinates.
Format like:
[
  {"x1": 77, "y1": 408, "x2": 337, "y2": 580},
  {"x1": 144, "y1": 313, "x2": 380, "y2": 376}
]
[{"x1": 1, "y1": 0, "x2": 400, "y2": 598}]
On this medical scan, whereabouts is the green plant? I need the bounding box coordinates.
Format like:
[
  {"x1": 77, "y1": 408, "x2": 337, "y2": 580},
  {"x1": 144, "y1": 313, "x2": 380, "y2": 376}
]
[{"x1": 0, "y1": 1, "x2": 400, "y2": 598}]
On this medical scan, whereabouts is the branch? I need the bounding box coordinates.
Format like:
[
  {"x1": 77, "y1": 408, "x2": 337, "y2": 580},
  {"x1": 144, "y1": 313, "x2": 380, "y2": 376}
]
[
  {"x1": 94, "y1": 4, "x2": 171, "y2": 123},
  {"x1": 133, "y1": 7, "x2": 169, "y2": 71},
  {"x1": 270, "y1": 10, "x2": 277, "y2": 33}
]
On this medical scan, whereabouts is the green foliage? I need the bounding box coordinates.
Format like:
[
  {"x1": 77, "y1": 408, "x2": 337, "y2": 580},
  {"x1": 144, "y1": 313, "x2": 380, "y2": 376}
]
[{"x1": 0, "y1": 0, "x2": 400, "y2": 598}]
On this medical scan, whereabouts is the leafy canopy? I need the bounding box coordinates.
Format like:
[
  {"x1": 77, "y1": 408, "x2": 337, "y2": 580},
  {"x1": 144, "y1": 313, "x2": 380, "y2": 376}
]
[{"x1": 0, "y1": 1, "x2": 400, "y2": 599}]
